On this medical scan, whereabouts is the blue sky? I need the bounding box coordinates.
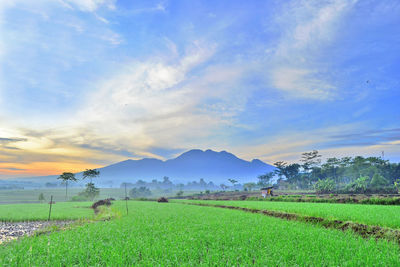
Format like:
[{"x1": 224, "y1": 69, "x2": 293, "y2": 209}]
[{"x1": 0, "y1": 0, "x2": 399, "y2": 177}]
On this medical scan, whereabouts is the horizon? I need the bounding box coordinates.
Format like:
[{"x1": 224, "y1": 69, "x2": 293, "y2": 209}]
[{"x1": 1, "y1": 0, "x2": 399, "y2": 178}]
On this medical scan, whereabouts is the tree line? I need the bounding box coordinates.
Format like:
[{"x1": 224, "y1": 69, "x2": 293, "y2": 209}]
[{"x1": 264, "y1": 150, "x2": 400, "y2": 193}]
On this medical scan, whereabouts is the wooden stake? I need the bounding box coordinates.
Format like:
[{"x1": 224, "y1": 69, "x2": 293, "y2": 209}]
[
  {"x1": 48, "y1": 195, "x2": 53, "y2": 221},
  {"x1": 124, "y1": 183, "x2": 129, "y2": 215}
]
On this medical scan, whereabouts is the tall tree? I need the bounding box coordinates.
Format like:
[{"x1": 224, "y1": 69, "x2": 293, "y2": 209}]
[
  {"x1": 220, "y1": 184, "x2": 228, "y2": 191},
  {"x1": 257, "y1": 172, "x2": 274, "y2": 187},
  {"x1": 83, "y1": 169, "x2": 100, "y2": 184},
  {"x1": 274, "y1": 161, "x2": 287, "y2": 180},
  {"x1": 300, "y1": 150, "x2": 322, "y2": 172},
  {"x1": 57, "y1": 172, "x2": 77, "y2": 200},
  {"x1": 300, "y1": 150, "x2": 322, "y2": 187},
  {"x1": 228, "y1": 179, "x2": 238, "y2": 189},
  {"x1": 243, "y1": 182, "x2": 257, "y2": 191}
]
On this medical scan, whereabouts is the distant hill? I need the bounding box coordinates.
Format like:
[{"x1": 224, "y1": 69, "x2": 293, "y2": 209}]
[{"x1": 4, "y1": 149, "x2": 275, "y2": 187}]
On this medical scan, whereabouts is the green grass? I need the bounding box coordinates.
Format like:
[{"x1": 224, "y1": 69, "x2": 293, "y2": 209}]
[
  {"x1": 0, "y1": 188, "x2": 196, "y2": 204},
  {"x1": 176, "y1": 200, "x2": 400, "y2": 229},
  {"x1": 1, "y1": 201, "x2": 400, "y2": 266},
  {"x1": 0, "y1": 202, "x2": 94, "y2": 222},
  {"x1": 0, "y1": 188, "x2": 128, "y2": 203}
]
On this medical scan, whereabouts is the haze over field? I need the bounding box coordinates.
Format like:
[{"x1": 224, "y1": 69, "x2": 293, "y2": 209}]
[{"x1": 0, "y1": 0, "x2": 399, "y2": 179}]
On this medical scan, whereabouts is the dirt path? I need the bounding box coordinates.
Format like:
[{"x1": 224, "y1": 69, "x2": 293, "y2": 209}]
[{"x1": 0, "y1": 221, "x2": 73, "y2": 245}]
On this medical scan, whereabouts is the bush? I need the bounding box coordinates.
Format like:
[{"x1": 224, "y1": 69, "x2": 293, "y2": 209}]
[
  {"x1": 91, "y1": 199, "x2": 112, "y2": 210},
  {"x1": 314, "y1": 179, "x2": 335, "y2": 194},
  {"x1": 157, "y1": 197, "x2": 168, "y2": 203},
  {"x1": 344, "y1": 176, "x2": 369, "y2": 193}
]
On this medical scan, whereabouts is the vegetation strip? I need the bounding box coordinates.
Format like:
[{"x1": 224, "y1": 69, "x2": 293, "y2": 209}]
[
  {"x1": 245, "y1": 195, "x2": 400, "y2": 205},
  {"x1": 184, "y1": 202, "x2": 400, "y2": 245}
]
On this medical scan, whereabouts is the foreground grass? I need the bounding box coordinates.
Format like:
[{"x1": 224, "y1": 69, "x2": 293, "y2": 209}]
[
  {"x1": 176, "y1": 200, "x2": 400, "y2": 229},
  {"x1": 1, "y1": 201, "x2": 400, "y2": 266},
  {"x1": 0, "y1": 202, "x2": 93, "y2": 222}
]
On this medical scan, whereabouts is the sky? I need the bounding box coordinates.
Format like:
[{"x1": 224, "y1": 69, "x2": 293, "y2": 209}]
[{"x1": 0, "y1": 0, "x2": 399, "y2": 178}]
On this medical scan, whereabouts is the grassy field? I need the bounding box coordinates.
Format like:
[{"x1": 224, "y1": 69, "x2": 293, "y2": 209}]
[
  {"x1": 176, "y1": 200, "x2": 400, "y2": 229},
  {"x1": 0, "y1": 188, "x2": 192, "y2": 204},
  {"x1": 0, "y1": 202, "x2": 94, "y2": 222},
  {"x1": 0, "y1": 188, "x2": 128, "y2": 203},
  {"x1": 1, "y1": 201, "x2": 400, "y2": 266}
]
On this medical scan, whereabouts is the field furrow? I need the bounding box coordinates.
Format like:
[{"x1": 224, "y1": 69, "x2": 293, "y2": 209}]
[{"x1": 175, "y1": 200, "x2": 400, "y2": 229}]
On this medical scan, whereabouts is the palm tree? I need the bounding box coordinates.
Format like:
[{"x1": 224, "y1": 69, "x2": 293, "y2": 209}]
[{"x1": 57, "y1": 172, "x2": 77, "y2": 200}]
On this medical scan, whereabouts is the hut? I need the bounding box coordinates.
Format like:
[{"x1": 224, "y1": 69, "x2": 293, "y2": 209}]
[{"x1": 260, "y1": 186, "x2": 274, "y2": 198}]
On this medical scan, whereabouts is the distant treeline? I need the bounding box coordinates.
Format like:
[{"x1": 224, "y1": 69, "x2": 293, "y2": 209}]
[
  {"x1": 269, "y1": 151, "x2": 400, "y2": 193},
  {"x1": 120, "y1": 176, "x2": 221, "y2": 191}
]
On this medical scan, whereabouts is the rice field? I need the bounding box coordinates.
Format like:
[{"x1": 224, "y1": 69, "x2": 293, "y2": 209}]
[
  {"x1": 0, "y1": 202, "x2": 94, "y2": 222},
  {"x1": 176, "y1": 199, "x2": 400, "y2": 229},
  {"x1": 1, "y1": 201, "x2": 400, "y2": 266}
]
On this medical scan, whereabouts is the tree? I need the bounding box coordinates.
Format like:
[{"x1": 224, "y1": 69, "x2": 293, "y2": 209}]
[
  {"x1": 300, "y1": 150, "x2": 322, "y2": 187},
  {"x1": 38, "y1": 193, "x2": 45, "y2": 202},
  {"x1": 199, "y1": 178, "x2": 207, "y2": 188},
  {"x1": 129, "y1": 187, "x2": 152, "y2": 198},
  {"x1": 283, "y1": 163, "x2": 301, "y2": 184},
  {"x1": 220, "y1": 184, "x2": 228, "y2": 191},
  {"x1": 79, "y1": 182, "x2": 100, "y2": 200},
  {"x1": 244, "y1": 182, "x2": 257, "y2": 191},
  {"x1": 82, "y1": 169, "x2": 100, "y2": 201},
  {"x1": 57, "y1": 172, "x2": 77, "y2": 200},
  {"x1": 394, "y1": 179, "x2": 400, "y2": 193},
  {"x1": 274, "y1": 161, "x2": 287, "y2": 180},
  {"x1": 257, "y1": 172, "x2": 274, "y2": 187},
  {"x1": 228, "y1": 179, "x2": 238, "y2": 189},
  {"x1": 176, "y1": 190, "x2": 184, "y2": 197},
  {"x1": 83, "y1": 169, "x2": 100, "y2": 184},
  {"x1": 162, "y1": 176, "x2": 173, "y2": 188},
  {"x1": 370, "y1": 173, "x2": 388, "y2": 189}
]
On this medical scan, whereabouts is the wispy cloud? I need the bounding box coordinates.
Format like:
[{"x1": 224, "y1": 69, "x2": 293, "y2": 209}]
[
  {"x1": 59, "y1": 0, "x2": 116, "y2": 12},
  {"x1": 268, "y1": 0, "x2": 357, "y2": 100}
]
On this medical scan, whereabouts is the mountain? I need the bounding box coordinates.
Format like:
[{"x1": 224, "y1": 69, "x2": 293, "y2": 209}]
[
  {"x1": 96, "y1": 149, "x2": 274, "y2": 185},
  {"x1": 4, "y1": 149, "x2": 275, "y2": 187}
]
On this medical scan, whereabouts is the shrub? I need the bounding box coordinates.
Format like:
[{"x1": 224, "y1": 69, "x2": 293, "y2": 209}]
[
  {"x1": 314, "y1": 179, "x2": 335, "y2": 194},
  {"x1": 157, "y1": 197, "x2": 168, "y2": 203},
  {"x1": 91, "y1": 199, "x2": 112, "y2": 210}
]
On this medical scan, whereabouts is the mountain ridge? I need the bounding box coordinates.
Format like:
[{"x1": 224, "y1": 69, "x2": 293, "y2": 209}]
[{"x1": 2, "y1": 149, "x2": 275, "y2": 186}]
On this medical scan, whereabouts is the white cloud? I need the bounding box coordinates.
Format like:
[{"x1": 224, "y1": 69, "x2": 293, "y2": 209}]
[
  {"x1": 61, "y1": 0, "x2": 116, "y2": 12},
  {"x1": 271, "y1": 68, "x2": 335, "y2": 99},
  {"x1": 73, "y1": 42, "x2": 218, "y2": 152},
  {"x1": 66, "y1": 41, "x2": 254, "y2": 156},
  {"x1": 268, "y1": 0, "x2": 357, "y2": 100},
  {"x1": 99, "y1": 31, "x2": 122, "y2": 45}
]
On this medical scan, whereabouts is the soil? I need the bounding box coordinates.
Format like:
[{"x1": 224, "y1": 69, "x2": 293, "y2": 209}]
[{"x1": 0, "y1": 221, "x2": 73, "y2": 245}]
